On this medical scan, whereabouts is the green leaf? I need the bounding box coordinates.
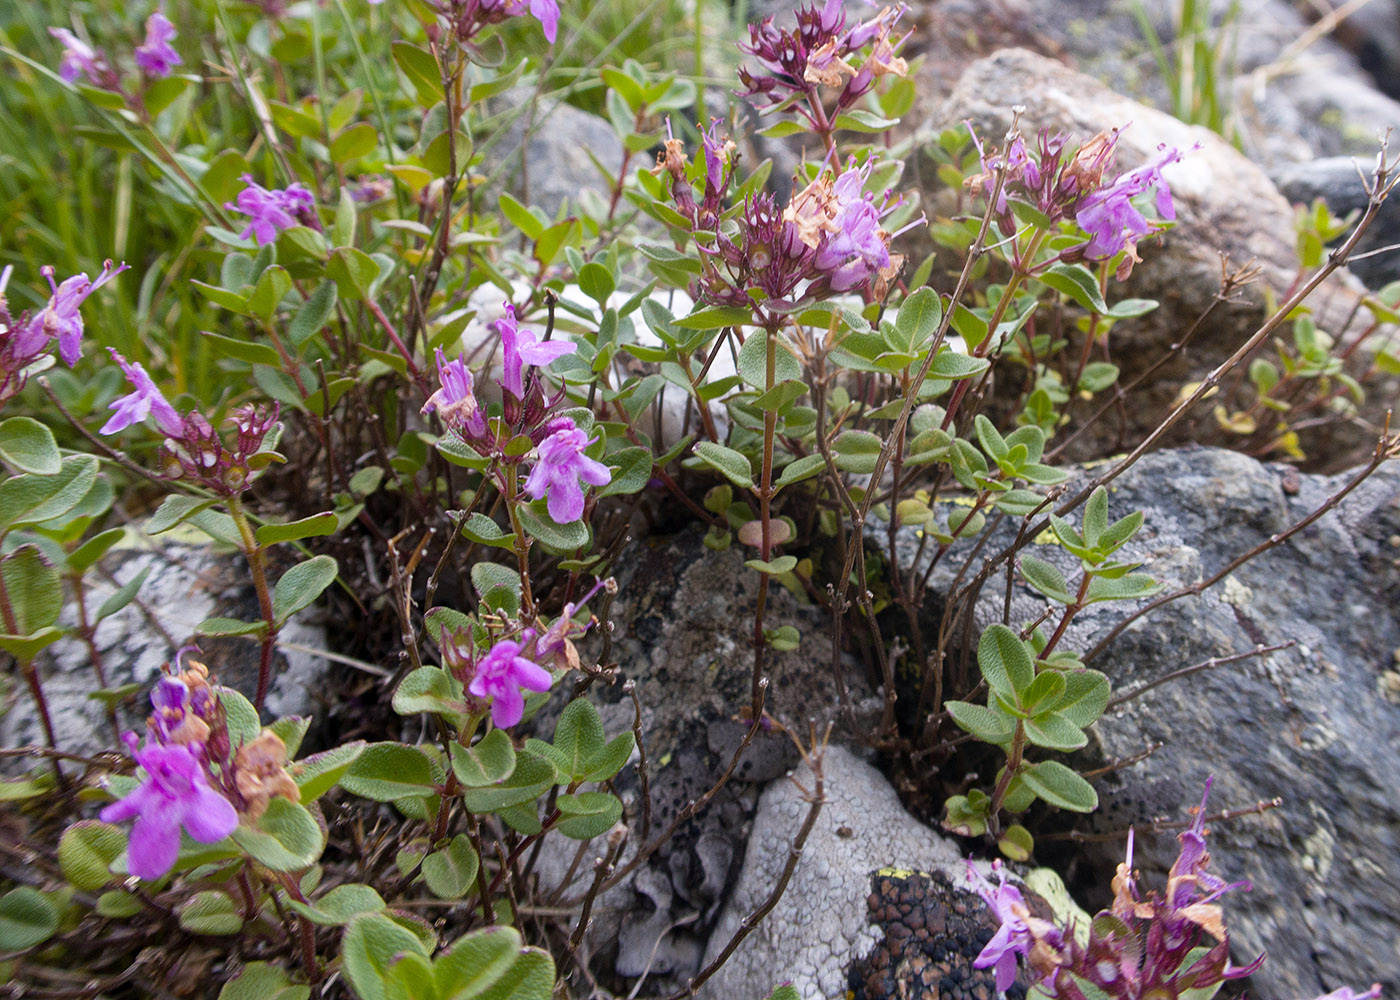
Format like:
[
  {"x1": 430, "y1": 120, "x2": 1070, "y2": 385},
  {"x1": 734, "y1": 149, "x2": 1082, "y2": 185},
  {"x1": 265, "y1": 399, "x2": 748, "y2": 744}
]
[
  {"x1": 450, "y1": 729, "x2": 517, "y2": 787},
  {"x1": 179, "y1": 890, "x2": 244, "y2": 935},
  {"x1": 0, "y1": 417, "x2": 61, "y2": 475},
  {"x1": 471, "y1": 562, "x2": 522, "y2": 616},
  {"x1": 1085, "y1": 573, "x2": 1162, "y2": 604},
  {"x1": 674, "y1": 305, "x2": 750, "y2": 330},
  {"x1": 256, "y1": 512, "x2": 339, "y2": 546},
  {"x1": 596, "y1": 446, "x2": 652, "y2": 499},
  {"x1": 1053, "y1": 671, "x2": 1110, "y2": 728},
  {"x1": 218, "y1": 957, "x2": 309, "y2": 997},
  {"x1": 294, "y1": 741, "x2": 367, "y2": 803},
  {"x1": 945, "y1": 700, "x2": 1015, "y2": 744},
  {"x1": 582, "y1": 731, "x2": 635, "y2": 783},
  {"x1": 459, "y1": 750, "x2": 556, "y2": 812},
  {"x1": 473, "y1": 949, "x2": 554, "y2": 1000},
  {"x1": 196, "y1": 617, "x2": 268, "y2": 638},
  {"x1": 232, "y1": 797, "x2": 322, "y2": 871},
  {"x1": 272, "y1": 555, "x2": 339, "y2": 624},
  {"x1": 1081, "y1": 487, "x2": 1108, "y2": 549},
  {"x1": 744, "y1": 555, "x2": 798, "y2": 575},
  {"x1": 0, "y1": 454, "x2": 99, "y2": 533},
  {"x1": 1, "y1": 545, "x2": 62, "y2": 635},
  {"x1": 833, "y1": 429, "x2": 883, "y2": 474},
  {"x1": 433, "y1": 926, "x2": 522, "y2": 1000},
  {"x1": 978, "y1": 624, "x2": 1035, "y2": 699},
  {"x1": 217, "y1": 962, "x2": 310, "y2": 1000},
  {"x1": 1040, "y1": 263, "x2": 1108, "y2": 313},
  {"x1": 341, "y1": 914, "x2": 431, "y2": 1000},
  {"x1": 555, "y1": 791, "x2": 623, "y2": 840},
  {"x1": 752, "y1": 380, "x2": 807, "y2": 413},
  {"x1": 1021, "y1": 760, "x2": 1098, "y2": 812},
  {"x1": 1097, "y1": 509, "x2": 1145, "y2": 552},
  {"x1": 577, "y1": 261, "x2": 616, "y2": 305},
  {"x1": 332, "y1": 123, "x2": 379, "y2": 164},
  {"x1": 58, "y1": 821, "x2": 126, "y2": 891},
  {"x1": 289, "y1": 282, "x2": 339, "y2": 346},
  {"x1": 421, "y1": 834, "x2": 480, "y2": 899},
  {"x1": 1020, "y1": 555, "x2": 1074, "y2": 604},
  {"x1": 249, "y1": 265, "x2": 292, "y2": 321},
  {"x1": 517, "y1": 502, "x2": 590, "y2": 552},
  {"x1": 775, "y1": 453, "x2": 825, "y2": 488},
  {"x1": 920, "y1": 345, "x2": 987, "y2": 382},
  {"x1": 326, "y1": 248, "x2": 381, "y2": 301},
  {"x1": 1020, "y1": 671, "x2": 1067, "y2": 716},
  {"x1": 692, "y1": 442, "x2": 755, "y2": 489},
  {"x1": 0, "y1": 887, "x2": 59, "y2": 951},
  {"x1": 287, "y1": 884, "x2": 386, "y2": 927},
  {"x1": 341, "y1": 743, "x2": 439, "y2": 802},
  {"x1": 1023, "y1": 713, "x2": 1088, "y2": 751},
  {"x1": 66, "y1": 526, "x2": 126, "y2": 574},
  {"x1": 1105, "y1": 297, "x2": 1158, "y2": 319},
  {"x1": 998, "y1": 824, "x2": 1035, "y2": 862},
  {"x1": 201, "y1": 331, "x2": 282, "y2": 367},
  {"x1": 975, "y1": 415, "x2": 1008, "y2": 461},
  {"x1": 92, "y1": 564, "x2": 149, "y2": 620},
  {"x1": 147, "y1": 494, "x2": 217, "y2": 535},
  {"x1": 538, "y1": 699, "x2": 604, "y2": 782},
  {"x1": 391, "y1": 41, "x2": 443, "y2": 105},
  {"x1": 892, "y1": 287, "x2": 942, "y2": 353},
  {"x1": 460, "y1": 512, "x2": 514, "y2": 548},
  {"x1": 736, "y1": 330, "x2": 802, "y2": 388},
  {"x1": 0, "y1": 626, "x2": 63, "y2": 661},
  {"x1": 499, "y1": 192, "x2": 545, "y2": 240},
  {"x1": 393, "y1": 666, "x2": 468, "y2": 722}
]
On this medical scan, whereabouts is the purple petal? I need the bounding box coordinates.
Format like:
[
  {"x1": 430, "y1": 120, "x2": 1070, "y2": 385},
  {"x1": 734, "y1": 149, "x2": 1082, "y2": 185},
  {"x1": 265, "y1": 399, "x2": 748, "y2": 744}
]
[
  {"x1": 127, "y1": 809, "x2": 182, "y2": 881},
  {"x1": 183, "y1": 783, "x2": 240, "y2": 843},
  {"x1": 490, "y1": 684, "x2": 526, "y2": 728}
]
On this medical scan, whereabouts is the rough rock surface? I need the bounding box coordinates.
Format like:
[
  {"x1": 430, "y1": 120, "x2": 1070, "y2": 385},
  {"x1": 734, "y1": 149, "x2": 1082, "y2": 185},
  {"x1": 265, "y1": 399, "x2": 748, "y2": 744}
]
[
  {"x1": 0, "y1": 525, "x2": 329, "y2": 762},
  {"x1": 531, "y1": 529, "x2": 879, "y2": 989},
  {"x1": 894, "y1": 446, "x2": 1400, "y2": 998},
  {"x1": 1273, "y1": 155, "x2": 1400, "y2": 289},
  {"x1": 958, "y1": 0, "x2": 1400, "y2": 171},
  {"x1": 490, "y1": 89, "x2": 625, "y2": 219},
  {"x1": 917, "y1": 47, "x2": 1378, "y2": 463},
  {"x1": 697, "y1": 744, "x2": 984, "y2": 1000}
]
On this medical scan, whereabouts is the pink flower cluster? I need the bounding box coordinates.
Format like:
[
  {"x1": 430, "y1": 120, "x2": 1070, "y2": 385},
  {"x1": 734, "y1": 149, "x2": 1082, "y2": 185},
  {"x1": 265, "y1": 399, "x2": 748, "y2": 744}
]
[
  {"x1": 227, "y1": 175, "x2": 318, "y2": 246},
  {"x1": 102, "y1": 349, "x2": 279, "y2": 495},
  {"x1": 50, "y1": 12, "x2": 182, "y2": 88}
]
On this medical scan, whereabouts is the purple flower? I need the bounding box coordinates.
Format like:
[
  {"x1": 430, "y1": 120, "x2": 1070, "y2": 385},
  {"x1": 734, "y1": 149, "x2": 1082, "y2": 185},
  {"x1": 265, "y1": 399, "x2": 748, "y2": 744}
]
[
  {"x1": 19, "y1": 262, "x2": 128, "y2": 367},
  {"x1": 1074, "y1": 144, "x2": 1183, "y2": 262},
  {"x1": 101, "y1": 349, "x2": 184, "y2": 436},
  {"x1": 1313, "y1": 987, "x2": 1382, "y2": 1000},
  {"x1": 134, "y1": 12, "x2": 182, "y2": 78},
  {"x1": 99, "y1": 733, "x2": 238, "y2": 881},
  {"x1": 501, "y1": 0, "x2": 560, "y2": 42},
  {"x1": 496, "y1": 303, "x2": 575, "y2": 398},
  {"x1": 227, "y1": 175, "x2": 316, "y2": 246},
  {"x1": 422, "y1": 347, "x2": 487, "y2": 437},
  {"x1": 813, "y1": 163, "x2": 890, "y2": 291},
  {"x1": 468, "y1": 634, "x2": 553, "y2": 728},
  {"x1": 966, "y1": 859, "x2": 1037, "y2": 992},
  {"x1": 49, "y1": 27, "x2": 106, "y2": 84},
  {"x1": 523, "y1": 417, "x2": 611, "y2": 523}
]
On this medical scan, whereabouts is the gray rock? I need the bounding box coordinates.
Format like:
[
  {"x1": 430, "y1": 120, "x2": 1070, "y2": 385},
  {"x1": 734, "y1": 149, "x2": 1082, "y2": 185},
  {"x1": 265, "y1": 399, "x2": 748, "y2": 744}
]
[
  {"x1": 1273, "y1": 155, "x2": 1400, "y2": 288},
  {"x1": 986, "y1": 0, "x2": 1400, "y2": 170},
  {"x1": 532, "y1": 528, "x2": 882, "y2": 990},
  {"x1": 1, "y1": 525, "x2": 330, "y2": 762},
  {"x1": 918, "y1": 47, "x2": 1380, "y2": 464},
  {"x1": 891, "y1": 446, "x2": 1400, "y2": 997},
  {"x1": 487, "y1": 89, "x2": 626, "y2": 220},
  {"x1": 697, "y1": 744, "x2": 982, "y2": 1000}
]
